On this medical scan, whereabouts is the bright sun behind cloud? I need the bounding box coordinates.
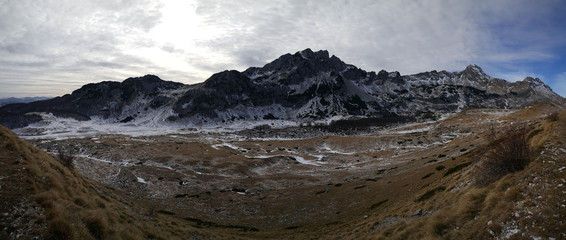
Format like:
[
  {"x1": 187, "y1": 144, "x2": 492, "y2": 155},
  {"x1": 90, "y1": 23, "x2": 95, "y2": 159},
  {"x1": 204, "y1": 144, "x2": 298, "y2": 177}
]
[
  {"x1": 0, "y1": 0, "x2": 565, "y2": 98},
  {"x1": 127, "y1": 0, "x2": 232, "y2": 78}
]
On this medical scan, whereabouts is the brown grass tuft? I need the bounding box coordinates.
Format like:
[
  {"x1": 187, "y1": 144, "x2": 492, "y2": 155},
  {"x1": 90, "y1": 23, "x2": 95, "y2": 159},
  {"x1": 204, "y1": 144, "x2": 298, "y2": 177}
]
[
  {"x1": 457, "y1": 189, "x2": 487, "y2": 221},
  {"x1": 84, "y1": 212, "x2": 110, "y2": 240},
  {"x1": 546, "y1": 112, "x2": 559, "y2": 122},
  {"x1": 56, "y1": 148, "x2": 75, "y2": 169},
  {"x1": 74, "y1": 197, "x2": 89, "y2": 208},
  {"x1": 429, "y1": 217, "x2": 449, "y2": 236},
  {"x1": 475, "y1": 125, "x2": 531, "y2": 187},
  {"x1": 416, "y1": 186, "x2": 446, "y2": 202},
  {"x1": 48, "y1": 217, "x2": 74, "y2": 240},
  {"x1": 503, "y1": 186, "x2": 522, "y2": 202}
]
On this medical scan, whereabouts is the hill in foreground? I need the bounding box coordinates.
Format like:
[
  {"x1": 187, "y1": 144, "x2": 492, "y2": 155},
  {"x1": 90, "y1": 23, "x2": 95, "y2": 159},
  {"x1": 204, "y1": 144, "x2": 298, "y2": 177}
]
[{"x1": 0, "y1": 125, "x2": 223, "y2": 239}]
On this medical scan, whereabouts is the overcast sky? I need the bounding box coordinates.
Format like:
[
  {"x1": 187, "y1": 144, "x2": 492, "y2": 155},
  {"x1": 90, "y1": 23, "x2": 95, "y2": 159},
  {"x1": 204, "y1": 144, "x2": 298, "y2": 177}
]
[{"x1": 1, "y1": 0, "x2": 566, "y2": 98}]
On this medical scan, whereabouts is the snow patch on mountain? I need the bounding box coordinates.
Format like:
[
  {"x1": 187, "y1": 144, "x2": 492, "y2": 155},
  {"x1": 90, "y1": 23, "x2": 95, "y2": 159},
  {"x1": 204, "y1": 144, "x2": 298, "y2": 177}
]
[{"x1": 1, "y1": 50, "x2": 564, "y2": 133}]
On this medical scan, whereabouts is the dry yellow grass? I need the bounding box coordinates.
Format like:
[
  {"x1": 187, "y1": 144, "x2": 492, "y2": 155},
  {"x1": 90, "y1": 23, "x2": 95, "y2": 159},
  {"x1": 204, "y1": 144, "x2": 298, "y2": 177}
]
[
  {"x1": 356, "y1": 106, "x2": 566, "y2": 239},
  {"x1": 0, "y1": 125, "x2": 225, "y2": 239}
]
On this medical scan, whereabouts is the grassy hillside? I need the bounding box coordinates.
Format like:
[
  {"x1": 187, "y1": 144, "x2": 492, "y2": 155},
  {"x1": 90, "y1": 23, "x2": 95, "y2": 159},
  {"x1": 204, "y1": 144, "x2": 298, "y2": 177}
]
[
  {"x1": 0, "y1": 125, "x2": 228, "y2": 239},
  {"x1": 328, "y1": 105, "x2": 566, "y2": 239}
]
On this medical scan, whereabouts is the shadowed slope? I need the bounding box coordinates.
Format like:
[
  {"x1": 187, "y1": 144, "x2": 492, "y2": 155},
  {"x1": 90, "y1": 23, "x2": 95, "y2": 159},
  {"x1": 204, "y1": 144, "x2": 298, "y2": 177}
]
[{"x1": 0, "y1": 126, "x2": 219, "y2": 239}]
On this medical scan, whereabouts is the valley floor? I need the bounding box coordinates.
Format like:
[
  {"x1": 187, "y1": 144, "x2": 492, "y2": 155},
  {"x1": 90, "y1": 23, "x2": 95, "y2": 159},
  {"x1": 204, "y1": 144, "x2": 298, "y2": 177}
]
[{"x1": 2, "y1": 102, "x2": 565, "y2": 239}]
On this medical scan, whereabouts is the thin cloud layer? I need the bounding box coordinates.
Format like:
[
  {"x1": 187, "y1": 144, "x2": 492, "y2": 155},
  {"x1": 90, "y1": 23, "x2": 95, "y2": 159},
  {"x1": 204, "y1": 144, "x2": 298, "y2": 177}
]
[
  {"x1": 0, "y1": 0, "x2": 565, "y2": 97},
  {"x1": 552, "y1": 72, "x2": 566, "y2": 97}
]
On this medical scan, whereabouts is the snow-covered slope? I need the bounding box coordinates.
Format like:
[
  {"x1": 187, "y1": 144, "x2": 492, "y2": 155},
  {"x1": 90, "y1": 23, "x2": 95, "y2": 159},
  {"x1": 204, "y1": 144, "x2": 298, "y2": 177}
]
[{"x1": 1, "y1": 49, "x2": 564, "y2": 130}]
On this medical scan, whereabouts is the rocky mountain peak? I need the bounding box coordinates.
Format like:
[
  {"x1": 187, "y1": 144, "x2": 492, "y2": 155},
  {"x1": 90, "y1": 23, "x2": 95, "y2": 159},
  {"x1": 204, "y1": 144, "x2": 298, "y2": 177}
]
[
  {"x1": 376, "y1": 70, "x2": 401, "y2": 80},
  {"x1": 454, "y1": 64, "x2": 493, "y2": 89},
  {"x1": 521, "y1": 77, "x2": 557, "y2": 95},
  {"x1": 523, "y1": 76, "x2": 543, "y2": 84},
  {"x1": 243, "y1": 49, "x2": 348, "y2": 84},
  {"x1": 460, "y1": 64, "x2": 489, "y2": 79},
  {"x1": 120, "y1": 74, "x2": 183, "y2": 94},
  {"x1": 463, "y1": 64, "x2": 484, "y2": 73},
  {"x1": 203, "y1": 70, "x2": 252, "y2": 94},
  {"x1": 123, "y1": 74, "x2": 162, "y2": 83},
  {"x1": 298, "y1": 48, "x2": 330, "y2": 60}
]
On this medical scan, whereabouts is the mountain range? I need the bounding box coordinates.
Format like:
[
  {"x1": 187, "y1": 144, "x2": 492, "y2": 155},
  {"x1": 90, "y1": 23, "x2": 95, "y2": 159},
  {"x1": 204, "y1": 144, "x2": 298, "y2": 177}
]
[
  {"x1": 0, "y1": 49, "x2": 563, "y2": 129},
  {"x1": 0, "y1": 97, "x2": 51, "y2": 107}
]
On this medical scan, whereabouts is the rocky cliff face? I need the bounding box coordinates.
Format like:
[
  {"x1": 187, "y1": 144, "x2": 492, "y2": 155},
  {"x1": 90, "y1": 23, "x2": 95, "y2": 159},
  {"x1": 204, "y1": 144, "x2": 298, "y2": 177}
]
[
  {"x1": 1, "y1": 49, "x2": 564, "y2": 129},
  {"x1": 0, "y1": 75, "x2": 185, "y2": 128}
]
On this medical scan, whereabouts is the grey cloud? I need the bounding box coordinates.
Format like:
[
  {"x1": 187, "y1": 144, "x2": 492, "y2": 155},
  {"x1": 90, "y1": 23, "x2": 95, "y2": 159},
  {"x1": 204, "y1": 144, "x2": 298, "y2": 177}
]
[
  {"x1": 1, "y1": 0, "x2": 565, "y2": 98},
  {"x1": 192, "y1": 0, "x2": 482, "y2": 74},
  {"x1": 0, "y1": 0, "x2": 162, "y2": 55},
  {"x1": 472, "y1": 1, "x2": 566, "y2": 62},
  {"x1": 551, "y1": 72, "x2": 566, "y2": 97},
  {"x1": 0, "y1": 0, "x2": 167, "y2": 97},
  {"x1": 75, "y1": 60, "x2": 127, "y2": 69},
  {"x1": 161, "y1": 44, "x2": 185, "y2": 54},
  {"x1": 194, "y1": 0, "x2": 565, "y2": 77}
]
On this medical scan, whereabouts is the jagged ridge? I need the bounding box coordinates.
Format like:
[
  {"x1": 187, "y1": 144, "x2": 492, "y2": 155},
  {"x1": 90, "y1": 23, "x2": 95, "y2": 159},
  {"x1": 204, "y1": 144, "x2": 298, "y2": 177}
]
[{"x1": 0, "y1": 49, "x2": 564, "y2": 128}]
